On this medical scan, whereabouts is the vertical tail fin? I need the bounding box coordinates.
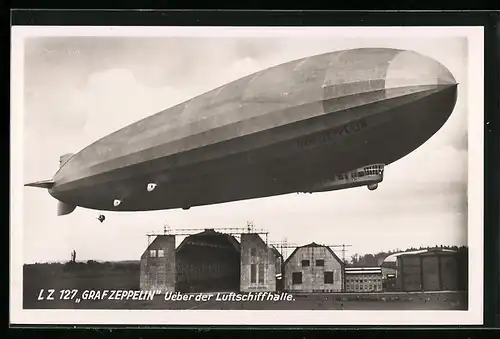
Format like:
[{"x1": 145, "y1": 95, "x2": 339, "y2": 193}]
[
  {"x1": 59, "y1": 153, "x2": 74, "y2": 167},
  {"x1": 57, "y1": 153, "x2": 76, "y2": 215},
  {"x1": 24, "y1": 152, "x2": 77, "y2": 216}
]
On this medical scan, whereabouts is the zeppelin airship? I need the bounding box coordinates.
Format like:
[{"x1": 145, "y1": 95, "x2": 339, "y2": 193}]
[{"x1": 25, "y1": 48, "x2": 458, "y2": 216}]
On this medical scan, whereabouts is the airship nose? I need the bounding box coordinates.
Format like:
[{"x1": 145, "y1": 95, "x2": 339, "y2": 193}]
[{"x1": 385, "y1": 50, "x2": 457, "y2": 89}]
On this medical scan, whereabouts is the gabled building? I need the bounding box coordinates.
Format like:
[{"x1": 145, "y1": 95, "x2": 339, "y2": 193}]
[{"x1": 284, "y1": 242, "x2": 344, "y2": 292}]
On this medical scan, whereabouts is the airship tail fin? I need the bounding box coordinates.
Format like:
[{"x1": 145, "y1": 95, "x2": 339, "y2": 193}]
[
  {"x1": 58, "y1": 201, "x2": 77, "y2": 216},
  {"x1": 24, "y1": 179, "x2": 55, "y2": 189},
  {"x1": 25, "y1": 153, "x2": 77, "y2": 216},
  {"x1": 59, "y1": 153, "x2": 74, "y2": 167}
]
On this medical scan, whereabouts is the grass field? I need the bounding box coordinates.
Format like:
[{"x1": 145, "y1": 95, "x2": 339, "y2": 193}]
[{"x1": 23, "y1": 262, "x2": 467, "y2": 310}]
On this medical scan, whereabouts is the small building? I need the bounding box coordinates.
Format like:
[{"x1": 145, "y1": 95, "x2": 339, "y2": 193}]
[
  {"x1": 240, "y1": 233, "x2": 282, "y2": 292},
  {"x1": 345, "y1": 267, "x2": 383, "y2": 292},
  {"x1": 140, "y1": 235, "x2": 176, "y2": 292},
  {"x1": 284, "y1": 242, "x2": 344, "y2": 292},
  {"x1": 381, "y1": 261, "x2": 398, "y2": 280},
  {"x1": 380, "y1": 259, "x2": 398, "y2": 291},
  {"x1": 395, "y1": 249, "x2": 462, "y2": 292}
]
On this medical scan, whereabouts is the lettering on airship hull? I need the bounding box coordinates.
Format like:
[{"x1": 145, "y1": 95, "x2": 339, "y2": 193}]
[{"x1": 296, "y1": 118, "x2": 368, "y2": 149}]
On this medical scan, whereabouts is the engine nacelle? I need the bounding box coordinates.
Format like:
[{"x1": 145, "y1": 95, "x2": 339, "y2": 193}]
[{"x1": 367, "y1": 183, "x2": 378, "y2": 191}]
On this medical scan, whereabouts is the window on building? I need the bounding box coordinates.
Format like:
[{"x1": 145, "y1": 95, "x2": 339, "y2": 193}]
[
  {"x1": 251, "y1": 248, "x2": 257, "y2": 256},
  {"x1": 250, "y1": 264, "x2": 256, "y2": 283},
  {"x1": 316, "y1": 259, "x2": 325, "y2": 266},
  {"x1": 150, "y1": 249, "x2": 157, "y2": 257},
  {"x1": 324, "y1": 271, "x2": 334, "y2": 284},
  {"x1": 158, "y1": 249, "x2": 164, "y2": 258},
  {"x1": 301, "y1": 260, "x2": 310, "y2": 267},
  {"x1": 258, "y1": 264, "x2": 265, "y2": 283},
  {"x1": 292, "y1": 272, "x2": 302, "y2": 284}
]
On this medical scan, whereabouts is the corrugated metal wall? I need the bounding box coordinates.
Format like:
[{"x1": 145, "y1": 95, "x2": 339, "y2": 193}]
[{"x1": 397, "y1": 252, "x2": 461, "y2": 292}]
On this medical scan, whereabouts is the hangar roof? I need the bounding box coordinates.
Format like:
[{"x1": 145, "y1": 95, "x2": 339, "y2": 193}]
[
  {"x1": 284, "y1": 242, "x2": 344, "y2": 267},
  {"x1": 176, "y1": 229, "x2": 241, "y2": 253}
]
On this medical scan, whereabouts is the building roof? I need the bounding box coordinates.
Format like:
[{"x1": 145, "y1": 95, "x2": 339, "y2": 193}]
[
  {"x1": 140, "y1": 235, "x2": 174, "y2": 259},
  {"x1": 399, "y1": 249, "x2": 458, "y2": 257},
  {"x1": 268, "y1": 244, "x2": 283, "y2": 259},
  {"x1": 383, "y1": 249, "x2": 457, "y2": 263},
  {"x1": 345, "y1": 266, "x2": 381, "y2": 271},
  {"x1": 345, "y1": 267, "x2": 382, "y2": 275},
  {"x1": 345, "y1": 267, "x2": 382, "y2": 274},
  {"x1": 284, "y1": 242, "x2": 344, "y2": 267}
]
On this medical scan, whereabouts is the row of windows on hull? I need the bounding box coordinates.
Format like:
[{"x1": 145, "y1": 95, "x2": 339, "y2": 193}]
[
  {"x1": 292, "y1": 271, "x2": 335, "y2": 284},
  {"x1": 336, "y1": 164, "x2": 385, "y2": 181}
]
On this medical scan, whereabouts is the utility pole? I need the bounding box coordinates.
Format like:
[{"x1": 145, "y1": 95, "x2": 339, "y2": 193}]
[
  {"x1": 247, "y1": 220, "x2": 254, "y2": 233},
  {"x1": 269, "y1": 239, "x2": 299, "y2": 259},
  {"x1": 319, "y1": 243, "x2": 352, "y2": 264}
]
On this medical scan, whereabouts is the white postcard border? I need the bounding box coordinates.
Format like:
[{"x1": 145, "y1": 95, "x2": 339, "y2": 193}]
[{"x1": 10, "y1": 25, "x2": 484, "y2": 326}]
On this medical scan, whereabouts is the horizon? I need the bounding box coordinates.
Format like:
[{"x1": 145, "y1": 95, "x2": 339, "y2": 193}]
[{"x1": 23, "y1": 241, "x2": 469, "y2": 265}]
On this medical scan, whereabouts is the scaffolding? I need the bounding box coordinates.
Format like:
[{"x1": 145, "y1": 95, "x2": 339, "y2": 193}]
[
  {"x1": 146, "y1": 223, "x2": 350, "y2": 262},
  {"x1": 146, "y1": 222, "x2": 269, "y2": 247}
]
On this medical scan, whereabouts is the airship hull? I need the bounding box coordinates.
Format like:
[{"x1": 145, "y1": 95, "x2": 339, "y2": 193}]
[{"x1": 40, "y1": 48, "x2": 457, "y2": 212}]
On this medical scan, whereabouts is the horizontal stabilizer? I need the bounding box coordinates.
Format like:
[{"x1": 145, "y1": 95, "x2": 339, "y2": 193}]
[
  {"x1": 24, "y1": 179, "x2": 55, "y2": 189},
  {"x1": 58, "y1": 201, "x2": 77, "y2": 216}
]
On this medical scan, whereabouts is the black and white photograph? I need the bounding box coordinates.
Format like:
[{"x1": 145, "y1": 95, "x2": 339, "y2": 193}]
[{"x1": 10, "y1": 26, "x2": 484, "y2": 325}]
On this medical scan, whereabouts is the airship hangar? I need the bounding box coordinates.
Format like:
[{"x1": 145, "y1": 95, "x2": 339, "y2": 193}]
[
  {"x1": 140, "y1": 226, "x2": 284, "y2": 293},
  {"x1": 140, "y1": 226, "x2": 466, "y2": 294}
]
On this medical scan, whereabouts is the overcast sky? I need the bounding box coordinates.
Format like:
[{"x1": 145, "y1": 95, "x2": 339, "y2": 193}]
[{"x1": 21, "y1": 35, "x2": 469, "y2": 263}]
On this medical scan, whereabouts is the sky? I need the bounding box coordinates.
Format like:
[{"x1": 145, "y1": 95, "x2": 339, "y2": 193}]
[{"x1": 20, "y1": 34, "x2": 469, "y2": 263}]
